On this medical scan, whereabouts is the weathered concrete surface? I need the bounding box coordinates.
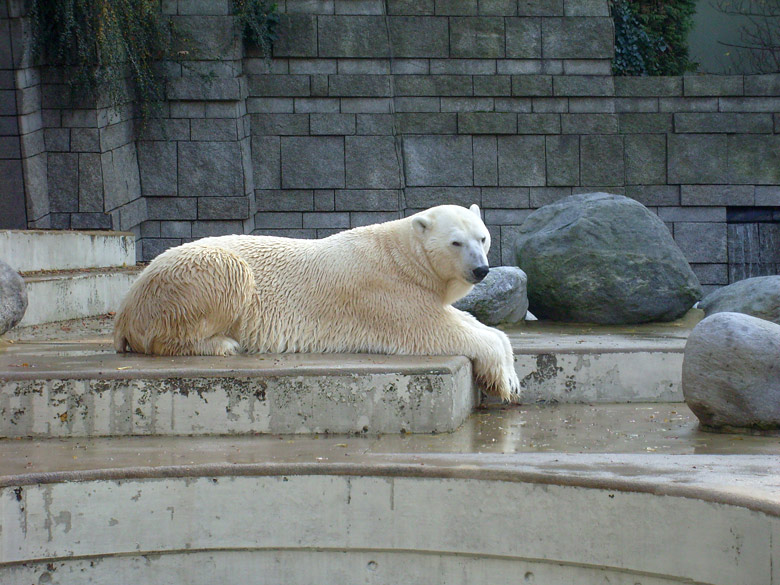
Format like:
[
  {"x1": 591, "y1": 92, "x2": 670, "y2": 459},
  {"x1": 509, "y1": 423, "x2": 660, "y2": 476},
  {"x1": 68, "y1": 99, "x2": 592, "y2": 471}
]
[
  {"x1": 0, "y1": 260, "x2": 27, "y2": 335},
  {"x1": 0, "y1": 336, "x2": 477, "y2": 436},
  {"x1": 19, "y1": 267, "x2": 142, "y2": 326},
  {"x1": 0, "y1": 451, "x2": 778, "y2": 585},
  {"x1": 0, "y1": 230, "x2": 136, "y2": 272}
]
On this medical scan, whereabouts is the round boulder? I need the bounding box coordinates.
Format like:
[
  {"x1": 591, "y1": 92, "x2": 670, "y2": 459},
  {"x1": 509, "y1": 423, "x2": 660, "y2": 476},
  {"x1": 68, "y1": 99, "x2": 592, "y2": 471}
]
[
  {"x1": 682, "y1": 312, "x2": 780, "y2": 432},
  {"x1": 0, "y1": 259, "x2": 28, "y2": 335},
  {"x1": 513, "y1": 192, "x2": 701, "y2": 324},
  {"x1": 699, "y1": 275, "x2": 780, "y2": 325},
  {"x1": 454, "y1": 266, "x2": 529, "y2": 326}
]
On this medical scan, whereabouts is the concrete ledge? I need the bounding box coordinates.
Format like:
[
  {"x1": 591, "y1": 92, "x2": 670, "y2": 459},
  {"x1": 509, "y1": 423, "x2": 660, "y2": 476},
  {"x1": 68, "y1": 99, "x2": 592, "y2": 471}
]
[
  {"x1": 0, "y1": 351, "x2": 477, "y2": 437},
  {"x1": 0, "y1": 230, "x2": 135, "y2": 273},
  {"x1": 1, "y1": 454, "x2": 777, "y2": 585},
  {"x1": 20, "y1": 267, "x2": 142, "y2": 326}
]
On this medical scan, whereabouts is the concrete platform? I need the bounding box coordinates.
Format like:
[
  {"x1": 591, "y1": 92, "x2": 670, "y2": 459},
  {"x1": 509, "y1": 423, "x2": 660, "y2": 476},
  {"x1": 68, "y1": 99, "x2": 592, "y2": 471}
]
[{"x1": 0, "y1": 230, "x2": 135, "y2": 273}]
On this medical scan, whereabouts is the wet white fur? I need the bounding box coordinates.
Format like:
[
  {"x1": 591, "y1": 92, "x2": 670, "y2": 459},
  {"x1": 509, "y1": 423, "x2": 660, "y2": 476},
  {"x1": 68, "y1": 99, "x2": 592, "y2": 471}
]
[{"x1": 114, "y1": 204, "x2": 520, "y2": 400}]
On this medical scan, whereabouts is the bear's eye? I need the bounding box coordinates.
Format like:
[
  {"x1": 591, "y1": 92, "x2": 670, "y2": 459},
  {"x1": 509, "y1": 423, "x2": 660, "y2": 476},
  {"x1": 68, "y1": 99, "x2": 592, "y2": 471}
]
[
  {"x1": 481, "y1": 237, "x2": 486, "y2": 243},
  {"x1": 451, "y1": 241, "x2": 462, "y2": 247}
]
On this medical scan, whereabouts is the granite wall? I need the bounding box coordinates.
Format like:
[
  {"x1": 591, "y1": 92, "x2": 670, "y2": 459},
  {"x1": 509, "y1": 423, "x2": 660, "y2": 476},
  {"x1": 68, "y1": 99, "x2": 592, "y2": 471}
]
[{"x1": 3, "y1": 0, "x2": 779, "y2": 291}]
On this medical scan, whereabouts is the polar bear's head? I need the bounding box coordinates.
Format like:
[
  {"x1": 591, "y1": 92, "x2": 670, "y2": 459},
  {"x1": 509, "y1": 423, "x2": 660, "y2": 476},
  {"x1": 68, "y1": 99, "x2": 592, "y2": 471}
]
[{"x1": 412, "y1": 204, "x2": 492, "y2": 300}]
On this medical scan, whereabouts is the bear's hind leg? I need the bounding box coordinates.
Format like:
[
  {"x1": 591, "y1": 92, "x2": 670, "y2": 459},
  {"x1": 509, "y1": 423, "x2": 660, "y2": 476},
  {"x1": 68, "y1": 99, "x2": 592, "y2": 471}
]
[{"x1": 194, "y1": 335, "x2": 242, "y2": 356}]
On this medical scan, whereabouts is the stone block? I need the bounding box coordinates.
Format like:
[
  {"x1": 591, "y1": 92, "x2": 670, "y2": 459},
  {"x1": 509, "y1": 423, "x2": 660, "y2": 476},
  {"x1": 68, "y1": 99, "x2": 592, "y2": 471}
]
[
  {"x1": 160, "y1": 221, "x2": 192, "y2": 238},
  {"x1": 568, "y1": 97, "x2": 615, "y2": 113},
  {"x1": 473, "y1": 75, "x2": 511, "y2": 96},
  {"x1": 340, "y1": 98, "x2": 392, "y2": 112},
  {"x1": 47, "y1": 153, "x2": 78, "y2": 212},
  {"x1": 684, "y1": 75, "x2": 743, "y2": 96},
  {"x1": 198, "y1": 196, "x2": 250, "y2": 220},
  {"x1": 314, "y1": 190, "x2": 335, "y2": 210},
  {"x1": 281, "y1": 136, "x2": 345, "y2": 188},
  {"x1": 389, "y1": 16, "x2": 449, "y2": 58},
  {"x1": 146, "y1": 197, "x2": 197, "y2": 221},
  {"x1": 680, "y1": 185, "x2": 754, "y2": 207},
  {"x1": 658, "y1": 97, "x2": 718, "y2": 112},
  {"x1": 251, "y1": 136, "x2": 280, "y2": 190},
  {"x1": 484, "y1": 208, "x2": 531, "y2": 224},
  {"x1": 516, "y1": 113, "x2": 561, "y2": 133},
  {"x1": 674, "y1": 222, "x2": 727, "y2": 263},
  {"x1": 564, "y1": 0, "x2": 609, "y2": 16},
  {"x1": 191, "y1": 118, "x2": 239, "y2": 141},
  {"x1": 21, "y1": 154, "x2": 48, "y2": 222},
  {"x1": 397, "y1": 113, "x2": 457, "y2": 134},
  {"x1": 179, "y1": 142, "x2": 244, "y2": 197},
  {"x1": 303, "y1": 211, "x2": 350, "y2": 228},
  {"x1": 337, "y1": 59, "x2": 390, "y2": 74},
  {"x1": 141, "y1": 238, "x2": 181, "y2": 261},
  {"x1": 99, "y1": 120, "x2": 134, "y2": 152},
  {"x1": 248, "y1": 75, "x2": 310, "y2": 97},
  {"x1": 755, "y1": 186, "x2": 780, "y2": 206},
  {"x1": 625, "y1": 134, "x2": 666, "y2": 185},
  {"x1": 518, "y1": 0, "x2": 563, "y2": 16},
  {"x1": 43, "y1": 128, "x2": 69, "y2": 152},
  {"x1": 497, "y1": 135, "x2": 545, "y2": 186},
  {"x1": 542, "y1": 17, "x2": 613, "y2": 59},
  {"x1": 505, "y1": 17, "x2": 542, "y2": 58},
  {"x1": 350, "y1": 211, "x2": 402, "y2": 226},
  {"x1": 580, "y1": 134, "x2": 624, "y2": 186},
  {"x1": 494, "y1": 97, "x2": 531, "y2": 112},
  {"x1": 335, "y1": 189, "x2": 401, "y2": 210},
  {"x1": 668, "y1": 134, "x2": 728, "y2": 184},
  {"x1": 532, "y1": 97, "x2": 568, "y2": 112},
  {"x1": 114, "y1": 197, "x2": 148, "y2": 231},
  {"x1": 728, "y1": 135, "x2": 780, "y2": 185},
  {"x1": 674, "y1": 113, "x2": 773, "y2": 134},
  {"x1": 70, "y1": 212, "x2": 112, "y2": 230},
  {"x1": 618, "y1": 113, "x2": 672, "y2": 133},
  {"x1": 191, "y1": 220, "x2": 244, "y2": 238},
  {"x1": 393, "y1": 97, "x2": 441, "y2": 112},
  {"x1": 561, "y1": 113, "x2": 618, "y2": 134},
  {"x1": 335, "y1": 0, "x2": 384, "y2": 14},
  {"x1": 288, "y1": 59, "x2": 337, "y2": 75},
  {"x1": 141, "y1": 221, "x2": 161, "y2": 238},
  {"x1": 391, "y1": 59, "x2": 431, "y2": 74},
  {"x1": 442, "y1": 97, "x2": 496, "y2": 111},
  {"x1": 318, "y1": 15, "x2": 390, "y2": 57},
  {"x1": 403, "y1": 135, "x2": 473, "y2": 186},
  {"x1": 658, "y1": 207, "x2": 727, "y2": 223},
  {"x1": 530, "y1": 186, "x2": 571, "y2": 207},
  {"x1": 615, "y1": 77, "x2": 682, "y2": 97},
  {"x1": 171, "y1": 15, "x2": 240, "y2": 60},
  {"x1": 394, "y1": 75, "x2": 473, "y2": 96},
  {"x1": 497, "y1": 59, "x2": 543, "y2": 74},
  {"x1": 615, "y1": 97, "x2": 658, "y2": 113},
  {"x1": 450, "y1": 17, "x2": 505, "y2": 58},
  {"x1": 482, "y1": 187, "x2": 530, "y2": 208},
  {"x1": 553, "y1": 75, "x2": 614, "y2": 96},
  {"x1": 511, "y1": 75, "x2": 552, "y2": 96},
  {"x1": 0, "y1": 135, "x2": 20, "y2": 158},
  {"x1": 0, "y1": 160, "x2": 25, "y2": 228},
  {"x1": 473, "y1": 136, "x2": 498, "y2": 186},
  {"x1": 328, "y1": 74, "x2": 392, "y2": 97},
  {"x1": 345, "y1": 135, "x2": 402, "y2": 189},
  {"x1": 477, "y1": 0, "x2": 516, "y2": 14},
  {"x1": 255, "y1": 190, "x2": 314, "y2": 211},
  {"x1": 294, "y1": 98, "x2": 340, "y2": 113},
  {"x1": 745, "y1": 73, "x2": 780, "y2": 96},
  {"x1": 310, "y1": 113, "x2": 356, "y2": 135},
  {"x1": 625, "y1": 185, "x2": 679, "y2": 207},
  {"x1": 458, "y1": 112, "x2": 517, "y2": 133},
  {"x1": 70, "y1": 128, "x2": 100, "y2": 152},
  {"x1": 356, "y1": 113, "x2": 394, "y2": 134},
  {"x1": 387, "y1": 0, "x2": 434, "y2": 14},
  {"x1": 430, "y1": 59, "x2": 495, "y2": 75},
  {"x1": 563, "y1": 59, "x2": 612, "y2": 75},
  {"x1": 404, "y1": 186, "x2": 480, "y2": 207},
  {"x1": 690, "y1": 263, "x2": 728, "y2": 286},
  {"x1": 286, "y1": 0, "x2": 335, "y2": 13},
  {"x1": 0, "y1": 116, "x2": 19, "y2": 137},
  {"x1": 434, "y1": 0, "x2": 477, "y2": 14},
  {"x1": 545, "y1": 134, "x2": 579, "y2": 186},
  {"x1": 251, "y1": 114, "x2": 310, "y2": 135},
  {"x1": 78, "y1": 153, "x2": 103, "y2": 212}
]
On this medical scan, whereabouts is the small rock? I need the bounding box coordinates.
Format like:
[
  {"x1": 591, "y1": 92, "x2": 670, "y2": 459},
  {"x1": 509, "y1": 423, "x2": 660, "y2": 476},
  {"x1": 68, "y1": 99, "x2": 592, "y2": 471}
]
[
  {"x1": 699, "y1": 275, "x2": 780, "y2": 325},
  {"x1": 454, "y1": 266, "x2": 529, "y2": 326},
  {"x1": 513, "y1": 192, "x2": 701, "y2": 324},
  {"x1": 682, "y1": 312, "x2": 780, "y2": 432},
  {"x1": 0, "y1": 259, "x2": 27, "y2": 335}
]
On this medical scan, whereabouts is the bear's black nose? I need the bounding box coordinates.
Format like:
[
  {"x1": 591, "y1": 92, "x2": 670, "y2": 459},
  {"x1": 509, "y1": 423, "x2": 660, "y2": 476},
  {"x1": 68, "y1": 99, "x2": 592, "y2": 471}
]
[{"x1": 472, "y1": 265, "x2": 489, "y2": 282}]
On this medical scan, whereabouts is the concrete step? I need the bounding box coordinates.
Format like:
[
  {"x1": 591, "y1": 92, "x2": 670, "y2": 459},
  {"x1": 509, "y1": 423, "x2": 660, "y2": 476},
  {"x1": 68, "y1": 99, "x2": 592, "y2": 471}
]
[
  {"x1": 0, "y1": 335, "x2": 477, "y2": 437},
  {"x1": 0, "y1": 230, "x2": 136, "y2": 273},
  {"x1": 20, "y1": 266, "x2": 142, "y2": 327}
]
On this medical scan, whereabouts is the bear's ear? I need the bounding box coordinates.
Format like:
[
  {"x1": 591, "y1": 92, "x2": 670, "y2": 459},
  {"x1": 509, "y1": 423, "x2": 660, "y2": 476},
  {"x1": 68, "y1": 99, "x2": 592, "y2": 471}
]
[
  {"x1": 412, "y1": 215, "x2": 430, "y2": 235},
  {"x1": 469, "y1": 204, "x2": 481, "y2": 217}
]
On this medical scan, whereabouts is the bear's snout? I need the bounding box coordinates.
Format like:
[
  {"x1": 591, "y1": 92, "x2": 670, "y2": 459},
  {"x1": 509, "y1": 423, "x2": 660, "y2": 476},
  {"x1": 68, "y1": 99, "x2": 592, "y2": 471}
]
[{"x1": 472, "y1": 265, "x2": 490, "y2": 282}]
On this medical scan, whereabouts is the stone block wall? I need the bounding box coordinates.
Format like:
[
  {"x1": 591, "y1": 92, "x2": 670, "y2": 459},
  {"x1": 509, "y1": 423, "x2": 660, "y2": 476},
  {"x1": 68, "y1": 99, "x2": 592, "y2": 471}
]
[{"x1": 4, "y1": 0, "x2": 780, "y2": 291}]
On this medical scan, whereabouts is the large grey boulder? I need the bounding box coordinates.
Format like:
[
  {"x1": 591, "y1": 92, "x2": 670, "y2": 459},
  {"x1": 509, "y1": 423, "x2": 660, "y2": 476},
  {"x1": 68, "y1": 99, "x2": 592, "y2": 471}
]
[
  {"x1": 454, "y1": 266, "x2": 529, "y2": 326},
  {"x1": 699, "y1": 275, "x2": 780, "y2": 325},
  {"x1": 0, "y1": 259, "x2": 27, "y2": 335},
  {"x1": 682, "y1": 312, "x2": 780, "y2": 432},
  {"x1": 513, "y1": 192, "x2": 701, "y2": 324}
]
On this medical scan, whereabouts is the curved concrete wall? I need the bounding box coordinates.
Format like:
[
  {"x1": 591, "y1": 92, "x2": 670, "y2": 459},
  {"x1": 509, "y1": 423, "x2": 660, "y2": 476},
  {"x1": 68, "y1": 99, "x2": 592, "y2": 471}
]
[{"x1": 2, "y1": 466, "x2": 777, "y2": 584}]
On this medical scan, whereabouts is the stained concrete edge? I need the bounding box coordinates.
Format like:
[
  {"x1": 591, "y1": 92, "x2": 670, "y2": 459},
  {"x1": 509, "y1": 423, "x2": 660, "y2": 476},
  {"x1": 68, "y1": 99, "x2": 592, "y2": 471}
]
[{"x1": 2, "y1": 455, "x2": 778, "y2": 518}]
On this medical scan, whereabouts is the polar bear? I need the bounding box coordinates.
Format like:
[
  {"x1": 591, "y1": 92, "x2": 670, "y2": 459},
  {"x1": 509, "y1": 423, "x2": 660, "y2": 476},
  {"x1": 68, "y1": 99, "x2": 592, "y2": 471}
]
[{"x1": 114, "y1": 204, "x2": 520, "y2": 401}]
